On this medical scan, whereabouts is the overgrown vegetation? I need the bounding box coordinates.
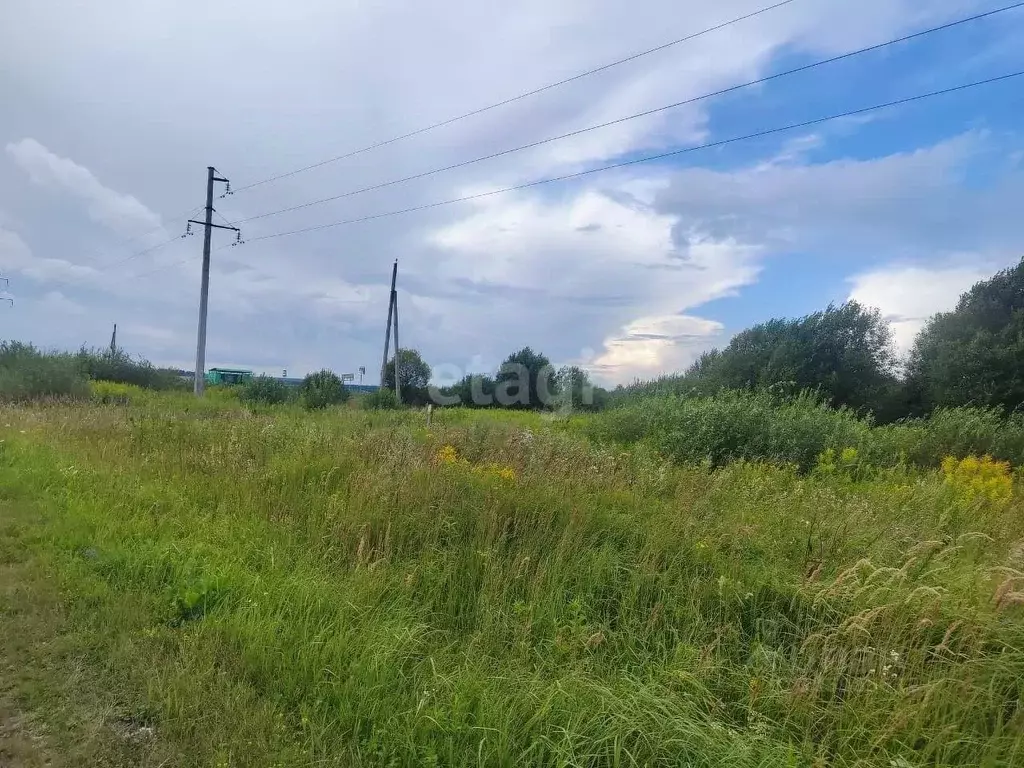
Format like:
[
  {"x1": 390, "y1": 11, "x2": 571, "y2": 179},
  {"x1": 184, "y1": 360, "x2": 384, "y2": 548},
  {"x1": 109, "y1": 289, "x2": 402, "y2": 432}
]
[
  {"x1": 300, "y1": 369, "x2": 349, "y2": 410},
  {"x1": 591, "y1": 389, "x2": 1024, "y2": 471},
  {"x1": 0, "y1": 341, "x2": 186, "y2": 403},
  {"x1": 0, "y1": 341, "x2": 90, "y2": 402},
  {"x1": 2, "y1": 399, "x2": 1024, "y2": 766},
  {"x1": 239, "y1": 374, "x2": 294, "y2": 406},
  {"x1": 75, "y1": 347, "x2": 186, "y2": 391}
]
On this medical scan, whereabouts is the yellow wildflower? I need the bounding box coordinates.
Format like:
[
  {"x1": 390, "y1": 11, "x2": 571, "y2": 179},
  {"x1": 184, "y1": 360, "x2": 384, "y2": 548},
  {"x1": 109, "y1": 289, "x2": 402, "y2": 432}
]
[
  {"x1": 437, "y1": 445, "x2": 458, "y2": 464},
  {"x1": 942, "y1": 454, "x2": 1013, "y2": 506}
]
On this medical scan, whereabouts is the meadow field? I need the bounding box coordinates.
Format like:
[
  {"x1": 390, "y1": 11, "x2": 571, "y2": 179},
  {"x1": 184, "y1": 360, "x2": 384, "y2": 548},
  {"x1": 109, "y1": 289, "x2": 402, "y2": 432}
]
[{"x1": 2, "y1": 392, "x2": 1024, "y2": 766}]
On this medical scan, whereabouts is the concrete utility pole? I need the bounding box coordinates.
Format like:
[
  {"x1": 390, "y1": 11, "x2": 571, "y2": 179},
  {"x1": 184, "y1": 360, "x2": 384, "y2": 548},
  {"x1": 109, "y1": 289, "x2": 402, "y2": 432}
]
[
  {"x1": 393, "y1": 285, "x2": 401, "y2": 404},
  {"x1": 379, "y1": 260, "x2": 398, "y2": 388},
  {"x1": 109, "y1": 323, "x2": 117, "y2": 355},
  {"x1": 189, "y1": 167, "x2": 238, "y2": 397}
]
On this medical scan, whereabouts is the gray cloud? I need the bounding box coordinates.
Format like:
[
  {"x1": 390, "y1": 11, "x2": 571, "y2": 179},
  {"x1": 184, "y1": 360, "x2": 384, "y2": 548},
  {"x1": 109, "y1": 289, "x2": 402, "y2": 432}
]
[{"x1": 0, "y1": 0, "x2": 1019, "y2": 383}]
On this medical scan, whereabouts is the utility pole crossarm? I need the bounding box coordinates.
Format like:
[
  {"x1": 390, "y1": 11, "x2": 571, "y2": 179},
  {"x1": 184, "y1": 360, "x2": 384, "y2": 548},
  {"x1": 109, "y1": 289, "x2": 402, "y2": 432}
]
[{"x1": 188, "y1": 219, "x2": 239, "y2": 232}]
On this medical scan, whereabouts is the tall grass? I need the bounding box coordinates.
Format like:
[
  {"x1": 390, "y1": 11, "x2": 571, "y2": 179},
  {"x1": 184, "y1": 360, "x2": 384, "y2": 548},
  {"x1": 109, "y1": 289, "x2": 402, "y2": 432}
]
[
  {"x1": 591, "y1": 390, "x2": 1024, "y2": 471},
  {"x1": 2, "y1": 400, "x2": 1023, "y2": 765},
  {"x1": 0, "y1": 340, "x2": 187, "y2": 403},
  {"x1": 0, "y1": 341, "x2": 90, "y2": 402}
]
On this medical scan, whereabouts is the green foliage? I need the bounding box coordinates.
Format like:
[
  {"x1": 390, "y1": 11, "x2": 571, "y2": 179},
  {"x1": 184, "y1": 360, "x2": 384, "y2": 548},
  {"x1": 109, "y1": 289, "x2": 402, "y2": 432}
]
[
  {"x1": 907, "y1": 258, "x2": 1024, "y2": 413},
  {"x1": 592, "y1": 389, "x2": 870, "y2": 471},
  {"x1": 594, "y1": 390, "x2": 1024, "y2": 471},
  {"x1": 555, "y1": 365, "x2": 608, "y2": 412},
  {"x1": 682, "y1": 302, "x2": 898, "y2": 413},
  {"x1": 495, "y1": 346, "x2": 558, "y2": 409},
  {"x1": 299, "y1": 369, "x2": 349, "y2": 410},
  {"x1": 872, "y1": 406, "x2": 1024, "y2": 468},
  {"x1": 437, "y1": 373, "x2": 496, "y2": 408},
  {"x1": 76, "y1": 347, "x2": 185, "y2": 391},
  {"x1": 361, "y1": 387, "x2": 398, "y2": 410},
  {"x1": 382, "y1": 348, "x2": 432, "y2": 406},
  {"x1": 0, "y1": 341, "x2": 90, "y2": 402},
  {"x1": 239, "y1": 375, "x2": 294, "y2": 406}
]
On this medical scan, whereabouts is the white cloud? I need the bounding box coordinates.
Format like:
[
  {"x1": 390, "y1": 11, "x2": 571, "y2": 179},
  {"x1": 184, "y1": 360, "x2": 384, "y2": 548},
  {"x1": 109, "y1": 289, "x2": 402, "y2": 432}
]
[
  {"x1": 0, "y1": 0, "x2": 1019, "y2": 380},
  {"x1": 592, "y1": 314, "x2": 725, "y2": 381},
  {"x1": 6, "y1": 138, "x2": 164, "y2": 240},
  {"x1": 38, "y1": 290, "x2": 87, "y2": 316},
  {"x1": 0, "y1": 226, "x2": 102, "y2": 284},
  {"x1": 426, "y1": 188, "x2": 761, "y2": 383},
  {"x1": 847, "y1": 262, "x2": 999, "y2": 352}
]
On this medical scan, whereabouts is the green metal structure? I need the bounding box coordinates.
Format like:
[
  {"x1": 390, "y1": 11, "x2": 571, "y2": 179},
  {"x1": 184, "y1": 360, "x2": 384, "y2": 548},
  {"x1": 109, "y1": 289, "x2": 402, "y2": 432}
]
[{"x1": 205, "y1": 367, "x2": 254, "y2": 386}]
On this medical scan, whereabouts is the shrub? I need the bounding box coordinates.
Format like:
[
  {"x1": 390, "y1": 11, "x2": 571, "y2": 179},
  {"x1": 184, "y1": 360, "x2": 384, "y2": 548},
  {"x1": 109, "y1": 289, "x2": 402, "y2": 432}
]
[
  {"x1": 361, "y1": 388, "x2": 398, "y2": 410},
  {"x1": 76, "y1": 347, "x2": 185, "y2": 391},
  {"x1": 0, "y1": 341, "x2": 90, "y2": 402},
  {"x1": 300, "y1": 370, "x2": 349, "y2": 410},
  {"x1": 872, "y1": 407, "x2": 1024, "y2": 468},
  {"x1": 239, "y1": 375, "x2": 293, "y2": 406},
  {"x1": 591, "y1": 390, "x2": 870, "y2": 471}
]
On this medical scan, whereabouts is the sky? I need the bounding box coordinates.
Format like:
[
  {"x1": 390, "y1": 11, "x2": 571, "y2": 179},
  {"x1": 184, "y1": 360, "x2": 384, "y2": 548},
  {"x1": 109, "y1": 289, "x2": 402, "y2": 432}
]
[{"x1": 2, "y1": 0, "x2": 1023, "y2": 386}]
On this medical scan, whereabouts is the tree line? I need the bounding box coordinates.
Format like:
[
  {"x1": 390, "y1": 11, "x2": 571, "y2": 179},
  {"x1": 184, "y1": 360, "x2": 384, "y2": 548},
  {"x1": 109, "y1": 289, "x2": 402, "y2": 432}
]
[
  {"x1": 618, "y1": 258, "x2": 1024, "y2": 421},
  {"x1": 394, "y1": 258, "x2": 1024, "y2": 418}
]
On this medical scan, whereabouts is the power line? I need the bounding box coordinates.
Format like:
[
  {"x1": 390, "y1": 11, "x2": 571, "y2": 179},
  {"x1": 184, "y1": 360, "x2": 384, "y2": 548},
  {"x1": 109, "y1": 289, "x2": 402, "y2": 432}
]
[
  {"x1": 227, "y1": 0, "x2": 800, "y2": 195},
  {"x1": 96, "y1": 234, "x2": 184, "y2": 272},
  {"x1": 83, "y1": 204, "x2": 203, "y2": 270},
  {"x1": 239, "y1": 71, "x2": 1024, "y2": 244},
  {"x1": 238, "y1": 1, "x2": 1024, "y2": 225}
]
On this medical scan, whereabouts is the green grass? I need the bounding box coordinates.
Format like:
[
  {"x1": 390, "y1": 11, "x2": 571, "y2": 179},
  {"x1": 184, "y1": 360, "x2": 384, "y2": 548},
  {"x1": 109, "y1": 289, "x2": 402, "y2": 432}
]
[
  {"x1": 1, "y1": 398, "x2": 1023, "y2": 766},
  {"x1": 591, "y1": 390, "x2": 1024, "y2": 471}
]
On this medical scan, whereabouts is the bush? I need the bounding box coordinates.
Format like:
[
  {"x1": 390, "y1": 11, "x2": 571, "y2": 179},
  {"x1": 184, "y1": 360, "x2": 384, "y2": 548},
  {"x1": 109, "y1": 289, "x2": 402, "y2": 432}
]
[
  {"x1": 300, "y1": 370, "x2": 349, "y2": 410},
  {"x1": 0, "y1": 341, "x2": 91, "y2": 402},
  {"x1": 361, "y1": 388, "x2": 398, "y2": 410},
  {"x1": 76, "y1": 347, "x2": 185, "y2": 391},
  {"x1": 873, "y1": 407, "x2": 1024, "y2": 468},
  {"x1": 590, "y1": 390, "x2": 871, "y2": 471},
  {"x1": 239, "y1": 375, "x2": 294, "y2": 406},
  {"x1": 592, "y1": 389, "x2": 1024, "y2": 472}
]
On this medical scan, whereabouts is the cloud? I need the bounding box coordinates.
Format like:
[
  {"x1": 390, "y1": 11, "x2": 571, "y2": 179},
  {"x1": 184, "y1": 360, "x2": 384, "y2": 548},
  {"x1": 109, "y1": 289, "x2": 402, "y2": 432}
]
[
  {"x1": 654, "y1": 133, "x2": 1023, "y2": 256},
  {"x1": 424, "y1": 188, "x2": 761, "y2": 383},
  {"x1": 38, "y1": 289, "x2": 87, "y2": 316},
  {"x1": 6, "y1": 138, "x2": 164, "y2": 240},
  {"x1": 0, "y1": 226, "x2": 102, "y2": 284},
  {"x1": 592, "y1": 314, "x2": 725, "y2": 381},
  {"x1": 0, "y1": 0, "x2": 1019, "y2": 383},
  {"x1": 847, "y1": 262, "x2": 1000, "y2": 352}
]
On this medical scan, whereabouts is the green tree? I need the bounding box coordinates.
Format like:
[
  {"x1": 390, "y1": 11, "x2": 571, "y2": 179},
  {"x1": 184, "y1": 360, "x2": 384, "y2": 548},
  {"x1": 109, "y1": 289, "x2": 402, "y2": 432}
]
[
  {"x1": 300, "y1": 369, "x2": 349, "y2": 410},
  {"x1": 907, "y1": 259, "x2": 1024, "y2": 414},
  {"x1": 495, "y1": 347, "x2": 558, "y2": 409},
  {"x1": 436, "y1": 374, "x2": 495, "y2": 408},
  {"x1": 555, "y1": 365, "x2": 608, "y2": 412},
  {"x1": 382, "y1": 348, "x2": 432, "y2": 406},
  {"x1": 685, "y1": 302, "x2": 898, "y2": 414}
]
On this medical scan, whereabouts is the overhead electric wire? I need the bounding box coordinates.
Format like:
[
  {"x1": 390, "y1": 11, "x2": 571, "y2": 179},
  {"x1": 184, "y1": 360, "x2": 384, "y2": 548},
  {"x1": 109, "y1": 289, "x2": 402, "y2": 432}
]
[
  {"x1": 119, "y1": 70, "x2": 1021, "y2": 284},
  {"x1": 234, "y1": 71, "x2": 1024, "y2": 244},
  {"x1": 238, "y1": 1, "x2": 1024, "y2": 225},
  {"x1": 228, "y1": 0, "x2": 800, "y2": 195},
  {"x1": 86, "y1": 204, "x2": 203, "y2": 269},
  {"x1": 73, "y1": 205, "x2": 205, "y2": 280}
]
